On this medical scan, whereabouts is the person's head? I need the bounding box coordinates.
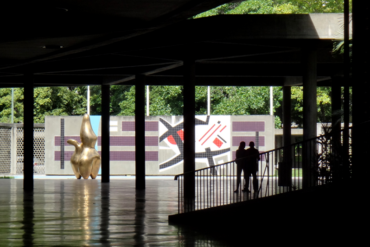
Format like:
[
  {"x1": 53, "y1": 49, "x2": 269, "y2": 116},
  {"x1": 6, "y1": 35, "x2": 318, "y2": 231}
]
[
  {"x1": 249, "y1": 141, "x2": 255, "y2": 148},
  {"x1": 239, "y1": 141, "x2": 246, "y2": 150}
]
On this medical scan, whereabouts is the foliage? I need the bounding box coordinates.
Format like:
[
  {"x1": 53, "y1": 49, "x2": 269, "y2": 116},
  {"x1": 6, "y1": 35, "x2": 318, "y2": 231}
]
[
  {"x1": 194, "y1": 0, "x2": 347, "y2": 18},
  {"x1": 290, "y1": 87, "x2": 333, "y2": 126},
  {"x1": 1, "y1": 0, "x2": 349, "y2": 125},
  {"x1": 0, "y1": 87, "x2": 87, "y2": 123}
]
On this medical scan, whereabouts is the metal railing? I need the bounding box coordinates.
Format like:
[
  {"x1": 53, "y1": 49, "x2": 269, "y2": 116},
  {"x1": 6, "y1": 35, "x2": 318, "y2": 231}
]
[{"x1": 175, "y1": 128, "x2": 352, "y2": 214}]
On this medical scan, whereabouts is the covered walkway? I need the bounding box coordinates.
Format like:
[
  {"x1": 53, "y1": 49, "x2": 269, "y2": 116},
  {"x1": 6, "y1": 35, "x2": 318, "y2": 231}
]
[{"x1": 0, "y1": 177, "x2": 227, "y2": 246}]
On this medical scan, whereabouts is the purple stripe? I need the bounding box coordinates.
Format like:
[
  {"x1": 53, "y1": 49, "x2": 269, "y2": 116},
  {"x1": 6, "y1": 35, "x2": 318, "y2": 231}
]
[
  {"x1": 122, "y1": 122, "x2": 135, "y2": 131},
  {"x1": 232, "y1": 151, "x2": 266, "y2": 161},
  {"x1": 55, "y1": 136, "x2": 81, "y2": 146},
  {"x1": 98, "y1": 151, "x2": 158, "y2": 161},
  {"x1": 122, "y1": 121, "x2": 159, "y2": 131},
  {"x1": 232, "y1": 122, "x2": 265, "y2": 132},
  {"x1": 145, "y1": 122, "x2": 158, "y2": 131},
  {"x1": 232, "y1": 136, "x2": 265, "y2": 147},
  {"x1": 55, "y1": 151, "x2": 74, "y2": 161},
  {"x1": 97, "y1": 136, "x2": 157, "y2": 146},
  {"x1": 55, "y1": 151, "x2": 158, "y2": 161}
]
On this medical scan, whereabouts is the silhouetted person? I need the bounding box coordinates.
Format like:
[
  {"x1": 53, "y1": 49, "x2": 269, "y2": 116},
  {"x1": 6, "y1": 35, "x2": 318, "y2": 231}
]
[
  {"x1": 234, "y1": 141, "x2": 248, "y2": 192},
  {"x1": 245, "y1": 141, "x2": 260, "y2": 193}
]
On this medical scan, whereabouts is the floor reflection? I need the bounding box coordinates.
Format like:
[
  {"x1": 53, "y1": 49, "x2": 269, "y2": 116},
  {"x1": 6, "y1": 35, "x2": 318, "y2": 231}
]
[
  {"x1": 0, "y1": 179, "x2": 228, "y2": 246},
  {"x1": 22, "y1": 191, "x2": 34, "y2": 246},
  {"x1": 100, "y1": 182, "x2": 110, "y2": 246}
]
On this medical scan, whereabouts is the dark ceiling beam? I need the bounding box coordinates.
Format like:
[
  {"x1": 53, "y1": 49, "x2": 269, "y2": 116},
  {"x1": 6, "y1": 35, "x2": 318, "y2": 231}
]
[
  {"x1": 157, "y1": 62, "x2": 344, "y2": 77},
  {"x1": 34, "y1": 61, "x2": 178, "y2": 75},
  {"x1": 103, "y1": 61, "x2": 184, "y2": 85},
  {"x1": 196, "y1": 49, "x2": 299, "y2": 62},
  {"x1": 0, "y1": 28, "x2": 158, "y2": 71},
  {"x1": 143, "y1": 75, "x2": 336, "y2": 86},
  {"x1": 0, "y1": 74, "x2": 341, "y2": 88}
]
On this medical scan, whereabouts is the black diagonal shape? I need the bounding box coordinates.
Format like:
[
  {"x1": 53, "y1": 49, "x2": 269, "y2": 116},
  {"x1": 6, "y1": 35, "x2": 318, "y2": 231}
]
[
  {"x1": 195, "y1": 115, "x2": 210, "y2": 125},
  {"x1": 159, "y1": 154, "x2": 184, "y2": 170},
  {"x1": 159, "y1": 118, "x2": 184, "y2": 154},
  {"x1": 195, "y1": 147, "x2": 230, "y2": 159}
]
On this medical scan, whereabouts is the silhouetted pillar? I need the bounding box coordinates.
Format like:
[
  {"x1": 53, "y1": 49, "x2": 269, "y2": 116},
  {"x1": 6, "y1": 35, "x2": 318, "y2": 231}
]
[
  {"x1": 352, "y1": 0, "x2": 370, "y2": 184},
  {"x1": 302, "y1": 48, "x2": 317, "y2": 189},
  {"x1": 101, "y1": 85, "x2": 110, "y2": 183},
  {"x1": 280, "y1": 86, "x2": 292, "y2": 186},
  {"x1": 135, "y1": 74, "x2": 146, "y2": 190},
  {"x1": 342, "y1": 0, "x2": 351, "y2": 181},
  {"x1": 331, "y1": 76, "x2": 342, "y2": 182},
  {"x1": 183, "y1": 58, "x2": 196, "y2": 207},
  {"x1": 23, "y1": 74, "x2": 34, "y2": 191}
]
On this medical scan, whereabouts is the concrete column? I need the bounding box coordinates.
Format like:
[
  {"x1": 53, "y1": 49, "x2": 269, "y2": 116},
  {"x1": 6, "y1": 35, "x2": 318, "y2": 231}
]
[
  {"x1": 101, "y1": 85, "x2": 110, "y2": 183},
  {"x1": 23, "y1": 74, "x2": 34, "y2": 191},
  {"x1": 280, "y1": 86, "x2": 292, "y2": 186},
  {"x1": 183, "y1": 58, "x2": 196, "y2": 207},
  {"x1": 11, "y1": 124, "x2": 17, "y2": 175},
  {"x1": 342, "y1": 0, "x2": 351, "y2": 181},
  {"x1": 302, "y1": 48, "x2": 317, "y2": 188},
  {"x1": 135, "y1": 75, "x2": 146, "y2": 190},
  {"x1": 352, "y1": 1, "x2": 370, "y2": 184},
  {"x1": 331, "y1": 76, "x2": 342, "y2": 182}
]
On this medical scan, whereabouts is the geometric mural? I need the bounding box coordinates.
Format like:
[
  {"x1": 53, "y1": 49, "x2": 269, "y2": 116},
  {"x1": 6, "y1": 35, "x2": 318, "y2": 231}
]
[{"x1": 159, "y1": 116, "x2": 231, "y2": 170}]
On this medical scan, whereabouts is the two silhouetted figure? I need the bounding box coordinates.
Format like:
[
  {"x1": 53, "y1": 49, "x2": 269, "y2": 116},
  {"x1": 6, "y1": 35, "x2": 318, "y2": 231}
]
[{"x1": 234, "y1": 141, "x2": 260, "y2": 193}]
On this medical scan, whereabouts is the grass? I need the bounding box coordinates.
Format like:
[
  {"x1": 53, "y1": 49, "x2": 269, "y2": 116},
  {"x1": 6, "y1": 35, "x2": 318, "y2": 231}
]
[{"x1": 0, "y1": 176, "x2": 14, "y2": 179}]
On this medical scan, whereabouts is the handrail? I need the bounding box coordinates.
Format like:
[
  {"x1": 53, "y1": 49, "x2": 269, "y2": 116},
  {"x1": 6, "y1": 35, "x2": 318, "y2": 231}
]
[
  {"x1": 175, "y1": 127, "x2": 352, "y2": 214},
  {"x1": 174, "y1": 126, "x2": 353, "y2": 180}
]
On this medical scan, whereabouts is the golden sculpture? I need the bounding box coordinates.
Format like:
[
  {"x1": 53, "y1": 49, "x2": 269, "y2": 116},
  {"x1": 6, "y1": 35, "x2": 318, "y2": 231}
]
[{"x1": 67, "y1": 114, "x2": 101, "y2": 179}]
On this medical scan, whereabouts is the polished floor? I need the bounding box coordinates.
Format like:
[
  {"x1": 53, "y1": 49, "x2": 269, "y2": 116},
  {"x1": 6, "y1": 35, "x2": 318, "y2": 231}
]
[{"x1": 0, "y1": 178, "x2": 232, "y2": 246}]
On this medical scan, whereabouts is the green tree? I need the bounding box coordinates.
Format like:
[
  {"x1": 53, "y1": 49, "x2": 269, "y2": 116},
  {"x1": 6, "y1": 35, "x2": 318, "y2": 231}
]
[
  {"x1": 0, "y1": 88, "x2": 24, "y2": 123},
  {"x1": 194, "y1": 0, "x2": 347, "y2": 18},
  {"x1": 0, "y1": 87, "x2": 87, "y2": 123}
]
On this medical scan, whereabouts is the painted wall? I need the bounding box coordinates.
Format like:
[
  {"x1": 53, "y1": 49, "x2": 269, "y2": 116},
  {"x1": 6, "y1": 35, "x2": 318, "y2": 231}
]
[{"x1": 45, "y1": 115, "x2": 275, "y2": 175}]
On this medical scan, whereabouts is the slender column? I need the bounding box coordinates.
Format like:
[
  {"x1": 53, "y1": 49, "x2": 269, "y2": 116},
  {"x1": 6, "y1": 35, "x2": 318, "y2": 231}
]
[
  {"x1": 342, "y1": 0, "x2": 350, "y2": 181},
  {"x1": 302, "y1": 48, "x2": 317, "y2": 189},
  {"x1": 23, "y1": 74, "x2": 34, "y2": 191},
  {"x1": 183, "y1": 58, "x2": 196, "y2": 205},
  {"x1": 101, "y1": 85, "x2": 110, "y2": 183},
  {"x1": 135, "y1": 75, "x2": 146, "y2": 190},
  {"x1": 280, "y1": 86, "x2": 292, "y2": 186},
  {"x1": 352, "y1": 1, "x2": 370, "y2": 183},
  {"x1": 331, "y1": 76, "x2": 342, "y2": 182}
]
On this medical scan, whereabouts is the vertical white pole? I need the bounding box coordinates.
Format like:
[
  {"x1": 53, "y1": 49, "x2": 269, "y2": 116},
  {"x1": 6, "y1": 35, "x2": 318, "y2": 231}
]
[
  {"x1": 11, "y1": 88, "x2": 14, "y2": 123},
  {"x1": 87, "y1": 86, "x2": 90, "y2": 115},
  {"x1": 146, "y1": 85, "x2": 150, "y2": 116},
  {"x1": 270, "y1": 86, "x2": 273, "y2": 115},
  {"x1": 207, "y1": 86, "x2": 211, "y2": 115}
]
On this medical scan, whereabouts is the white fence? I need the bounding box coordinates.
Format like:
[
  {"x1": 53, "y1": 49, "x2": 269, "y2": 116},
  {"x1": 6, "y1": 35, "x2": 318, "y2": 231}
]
[{"x1": 0, "y1": 123, "x2": 45, "y2": 175}]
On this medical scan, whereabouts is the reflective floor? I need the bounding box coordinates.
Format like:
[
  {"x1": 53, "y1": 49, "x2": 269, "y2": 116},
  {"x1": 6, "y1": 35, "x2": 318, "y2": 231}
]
[{"x1": 0, "y1": 178, "x2": 230, "y2": 246}]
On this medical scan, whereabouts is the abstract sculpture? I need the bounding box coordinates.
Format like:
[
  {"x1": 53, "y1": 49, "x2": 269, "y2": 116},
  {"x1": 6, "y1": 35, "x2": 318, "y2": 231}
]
[{"x1": 67, "y1": 114, "x2": 101, "y2": 179}]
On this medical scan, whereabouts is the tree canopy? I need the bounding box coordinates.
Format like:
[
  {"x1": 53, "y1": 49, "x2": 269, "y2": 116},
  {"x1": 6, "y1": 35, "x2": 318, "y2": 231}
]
[
  {"x1": 193, "y1": 0, "x2": 348, "y2": 18},
  {"x1": 0, "y1": 0, "x2": 348, "y2": 127}
]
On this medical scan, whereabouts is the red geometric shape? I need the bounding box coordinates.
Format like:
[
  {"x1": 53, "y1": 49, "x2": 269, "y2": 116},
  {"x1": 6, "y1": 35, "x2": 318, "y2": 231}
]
[
  {"x1": 177, "y1": 129, "x2": 184, "y2": 141},
  {"x1": 167, "y1": 135, "x2": 176, "y2": 145},
  {"x1": 213, "y1": 138, "x2": 223, "y2": 148}
]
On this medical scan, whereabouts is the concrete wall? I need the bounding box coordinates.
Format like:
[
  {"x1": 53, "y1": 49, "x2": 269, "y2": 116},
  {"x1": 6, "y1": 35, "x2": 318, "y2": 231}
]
[{"x1": 45, "y1": 115, "x2": 275, "y2": 176}]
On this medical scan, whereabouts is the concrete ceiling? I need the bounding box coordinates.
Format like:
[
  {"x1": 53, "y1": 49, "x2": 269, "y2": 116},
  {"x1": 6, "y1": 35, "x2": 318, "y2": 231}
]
[{"x1": 0, "y1": 1, "x2": 346, "y2": 87}]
